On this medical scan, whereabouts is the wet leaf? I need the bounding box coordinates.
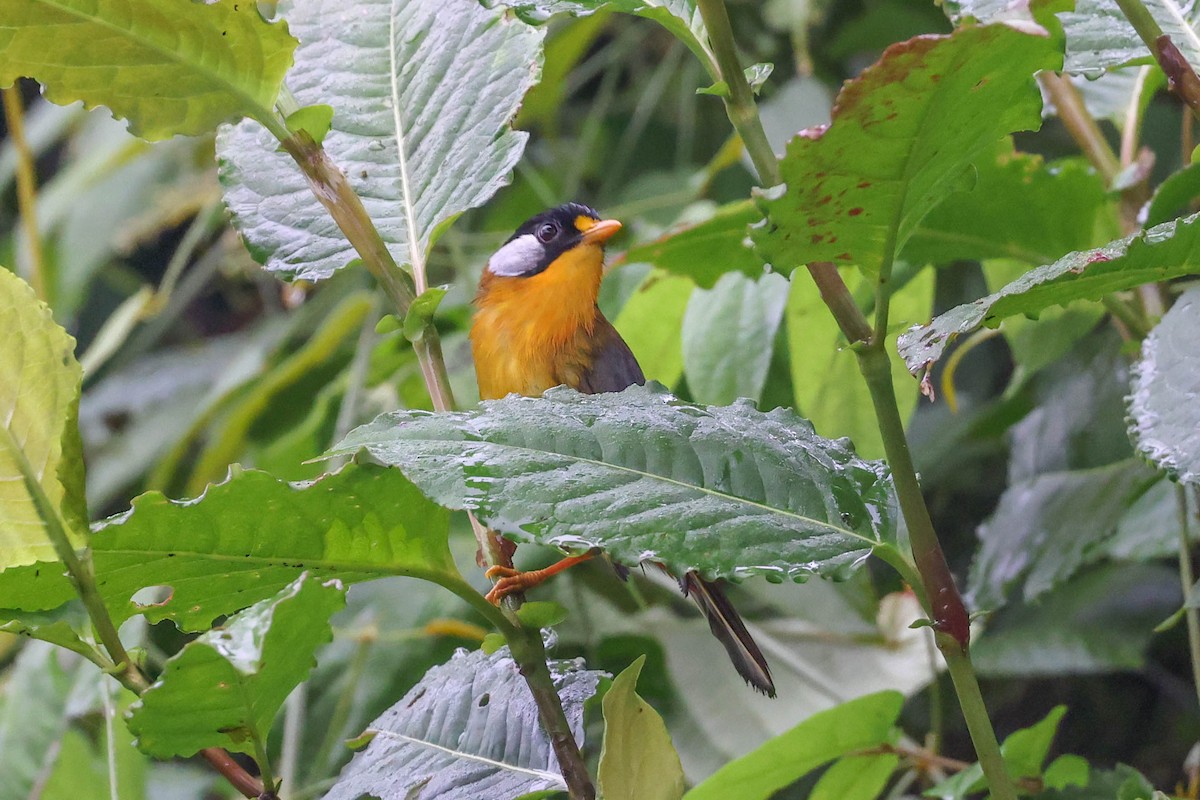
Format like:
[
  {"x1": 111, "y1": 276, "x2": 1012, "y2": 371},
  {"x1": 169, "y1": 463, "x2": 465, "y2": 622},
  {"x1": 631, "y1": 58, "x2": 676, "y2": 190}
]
[
  {"x1": 1129, "y1": 285, "x2": 1200, "y2": 485},
  {"x1": 127, "y1": 573, "x2": 345, "y2": 758},
  {"x1": 333, "y1": 384, "x2": 897, "y2": 584}
]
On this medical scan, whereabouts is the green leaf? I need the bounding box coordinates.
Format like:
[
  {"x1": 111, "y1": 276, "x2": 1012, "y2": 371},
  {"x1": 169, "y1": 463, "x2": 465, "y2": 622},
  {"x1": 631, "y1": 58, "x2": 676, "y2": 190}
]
[
  {"x1": 516, "y1": 601, "x2": 569, "y2": 629},
  {"x1": 1043, "y1": 754, "x2": 1091, "y2": 790},
  {"x1": 0, "y1": 267, "x2": 87, "y2": 570},
  {"x1": 903, "y1": 143, "x2": 1113, "y2": 266},
  {"x1": 683, "y1": 691, "x2": 903, "y2": 800},
  {"x1": 127, "y1": 573, "x2": 345, "y2": 758},
  {"x1": 0, "y1": 0, "x2": 297, "y2": 140},
  {"x1": 897, "y1": 213, "x2": 1200, "y2": 373},
  {"x1": 613, "y1": 271, "x2": 692, "y2": 387},
  {"x1": 0, "y1": 464, "x2": 451, "y2": 627},
  {"x1": 0, "y1": 603, "x2": 97, "y2": 661},
  {"x1": 972, "y1": 564, "x2": 1180, "y2": 677},
  {"x1": 487, "y1": 0, "x2": 715, "y2": 73},
  {"x1": 323, "y1": 646, "x2": 604, "y2": 800},
  {"x1": 217, "y1": 0, "x2": 543, "y2": 281},
  {"x1": 682, "y1": 272, "x2": 788, "y2": 405},
  {"x1": 926, "y1": 706, "x2": 1067, "y2": 798},
  {"x1": 1103, "y1": 477, "x2": 1193, "y2": 562},
  {"x1": 1129, "y1": 285, "x2": 1200, "y2": 485},
  {"x1": 788, "y1": 268, "x2": 933, "y2": 460},
  {"x1": 1059, "y1": 0, "x2": 1200, "y2": 77},
  {"x1": 810, "y1": 753, "x2": 899, "y2": 800},
  {"x1": 698, "y1": 63, "x2": 773, "y2": 97},
  {"x1": 333, "y1": 384, "x2": 896, "y2": 583},
  {"x1": 1146, "y1": 162, "x2": 1200, "y2": 227},
  {"x1": 967, "y1": 460, "x2": 1157, "y2": 610},
  {"x1": 285, "y1": 104, "x2": 334, "y2": 144},
  {"x1": 622, "y1": 201, "x2": 764, "y2": 289},
  {"x1": 0, "y1": 642, "x2": 78, "y2": 800},
  {"x1": 752, "y1": 25, "x2": 1057, "y2": 275},
  {"x1": 403, "y1": 286, "x2": 449, "y2": 343},
  {"x1": 599, "y1": 656, "x2": 685, "y2": 800}
]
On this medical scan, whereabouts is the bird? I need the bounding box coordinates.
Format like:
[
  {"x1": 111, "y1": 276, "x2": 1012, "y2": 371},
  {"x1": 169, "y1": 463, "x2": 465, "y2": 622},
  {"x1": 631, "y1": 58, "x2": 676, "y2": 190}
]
[{"x1": 469, "y1": 202, "x2": 775, "y2": 696}]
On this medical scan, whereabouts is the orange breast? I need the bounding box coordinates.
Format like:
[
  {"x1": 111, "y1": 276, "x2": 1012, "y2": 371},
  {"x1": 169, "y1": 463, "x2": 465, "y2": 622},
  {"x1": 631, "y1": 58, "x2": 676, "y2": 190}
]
[{"x1": 470, "y1": 243, "x2": 604, "y2": 400}]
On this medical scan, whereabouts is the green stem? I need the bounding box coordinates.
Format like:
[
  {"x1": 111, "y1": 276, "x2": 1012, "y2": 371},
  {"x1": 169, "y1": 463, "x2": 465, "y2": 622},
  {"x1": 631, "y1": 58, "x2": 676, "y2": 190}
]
[
  {"x1": 1177, "y1": 485, "x2": 1200, "y2": 709},
  {"x1": 857, "y1": 346, "x2": 1014, "y2": 800},
  {"x1": 695, "y1": 0, "x2": 780, "y2": 187},
  {"x1": 268, "y1": 108, "x2": 594, "y2": 800},
  {"x1": 251, "y1": 730, "x2": 279, "y2": 800},
  {"x1": 505, "y1": 624, "x2": 596, "y2": 800}
]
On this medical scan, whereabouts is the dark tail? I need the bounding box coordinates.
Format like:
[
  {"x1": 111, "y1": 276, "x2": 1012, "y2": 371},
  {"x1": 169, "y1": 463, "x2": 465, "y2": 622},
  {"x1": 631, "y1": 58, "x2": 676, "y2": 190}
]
[{"x1": 681, "y1": 572, "x2": 776, "y2": 697}]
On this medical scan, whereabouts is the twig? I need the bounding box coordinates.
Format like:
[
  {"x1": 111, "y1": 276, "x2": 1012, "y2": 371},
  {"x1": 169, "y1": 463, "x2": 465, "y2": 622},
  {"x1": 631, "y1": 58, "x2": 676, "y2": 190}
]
[{"x1": 2, "y1": 86, "x2": 48, "y2": 301}]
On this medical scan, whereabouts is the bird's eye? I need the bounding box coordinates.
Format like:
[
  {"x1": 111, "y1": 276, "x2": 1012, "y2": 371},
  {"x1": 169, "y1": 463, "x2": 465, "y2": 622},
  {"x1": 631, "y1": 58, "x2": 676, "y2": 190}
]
[{"x1": 536, "y1": 222, "x2": 558, "y2": 243}]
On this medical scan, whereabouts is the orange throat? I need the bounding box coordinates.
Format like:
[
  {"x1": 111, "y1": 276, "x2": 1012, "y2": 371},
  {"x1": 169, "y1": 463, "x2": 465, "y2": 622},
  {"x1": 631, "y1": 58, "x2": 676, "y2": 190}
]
[{"x1": 471, "y1": 243, "x2": 605, "y2": 399}]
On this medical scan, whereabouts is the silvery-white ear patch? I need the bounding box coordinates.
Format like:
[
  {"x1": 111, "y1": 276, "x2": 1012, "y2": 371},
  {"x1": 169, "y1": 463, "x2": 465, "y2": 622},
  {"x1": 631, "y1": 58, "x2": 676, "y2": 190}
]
[{"x1": 487, "y1": 234, "x2": 545, "y2": 276}]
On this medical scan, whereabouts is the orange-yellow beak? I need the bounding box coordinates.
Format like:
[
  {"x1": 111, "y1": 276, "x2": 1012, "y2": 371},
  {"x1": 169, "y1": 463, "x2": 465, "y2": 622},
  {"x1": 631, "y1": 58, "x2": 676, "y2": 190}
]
[{"x1": 581, "y1": 219, "x2": 622, "y2": 246}]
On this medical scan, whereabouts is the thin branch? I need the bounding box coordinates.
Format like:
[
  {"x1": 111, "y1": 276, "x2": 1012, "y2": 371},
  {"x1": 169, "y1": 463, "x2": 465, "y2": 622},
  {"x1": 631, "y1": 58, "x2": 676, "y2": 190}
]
[
  {"x1": 690, "y1": 2, "x2": 1016, "y2": 797},
  {"x1": 2, "y1": 86, "x2": 48, "y2": 301}
]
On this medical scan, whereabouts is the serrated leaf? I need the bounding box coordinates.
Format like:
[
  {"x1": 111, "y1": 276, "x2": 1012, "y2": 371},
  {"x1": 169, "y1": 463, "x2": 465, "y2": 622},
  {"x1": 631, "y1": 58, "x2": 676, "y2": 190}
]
[
  {"x1": 1129, "y1": 285, "x2": 1200, "y2": 485},
  {"x1": 972, "y1": 563, "x2": 1181, "y2": 676},
  {"x1": 0, "y1": 464, "x2": 451, "y2": 628},
  {"x1": 752, "y1": 25, "x2": 1057, "y2": 276},
  {"x1": 0, "y1": 0, "x2": 296, "y2": 140},
  {"x1": 0, "y1": 267, "x2": 87, "y2": 570},
  {"x1": 323, "y1": 646, "x2": 603, "y2": 800},
  {"x1": 683, "y1": 691, "x2": 903, "y2": 800},
  {"x1": 622, "y1": 201, "x2": 765, "y2": 289},
  {"x1": 128, "y1": 573, "x2": 345, "y2": 758},
  {"x1": 488, "y1": 0, "x2": 715, "y2": 72},
  {"x1": 599, "y1": 656, "x2": 685, "y2": 800},
  {"x1": 217, "y1": 0, "x2": 543, "y2": 280},
  {"x1": 898, "y1": 213, "x2": 1200, "y2": 373},
  {"x1": 1059, "y1": 0, "x2": 1200, "y2": 77},
  {"x1": 967, "y1": 460, "x2": 1157, "y2": 610},
  {"x1": 681, "y1": 272, "x2": 788, "y2": 405},
  {"x1": 903, "y1": 143, "x2": 1113, "y2": 266},
  {"x1": 333, "y1": 384, "x2": 896, "y2": 583}
]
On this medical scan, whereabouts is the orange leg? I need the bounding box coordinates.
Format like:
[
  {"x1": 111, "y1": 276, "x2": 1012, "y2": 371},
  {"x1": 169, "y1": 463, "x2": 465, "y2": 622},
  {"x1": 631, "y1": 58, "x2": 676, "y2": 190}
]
[{"x1": 484, "y1": 553, "x2": 596, "y2": 605}]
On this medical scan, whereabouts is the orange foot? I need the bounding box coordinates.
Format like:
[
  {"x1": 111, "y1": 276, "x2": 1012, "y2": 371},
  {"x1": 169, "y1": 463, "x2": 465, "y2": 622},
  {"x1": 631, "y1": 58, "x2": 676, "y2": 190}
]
[{"x1": 484, "y1": 553, "x2": 596, "y2": 605}]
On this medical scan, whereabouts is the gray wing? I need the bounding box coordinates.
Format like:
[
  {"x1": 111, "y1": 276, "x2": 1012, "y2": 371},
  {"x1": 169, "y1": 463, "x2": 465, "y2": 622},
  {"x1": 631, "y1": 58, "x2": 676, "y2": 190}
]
[{"x1": 577, "y1": 314, "x2": 645, "y2": 394}]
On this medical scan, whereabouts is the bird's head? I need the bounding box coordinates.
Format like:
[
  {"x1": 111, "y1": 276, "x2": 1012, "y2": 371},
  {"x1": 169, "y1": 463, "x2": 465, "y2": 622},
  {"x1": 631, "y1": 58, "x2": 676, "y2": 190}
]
[{"x1": 483, "y1": 202, "x2": 622, "y2": 280}]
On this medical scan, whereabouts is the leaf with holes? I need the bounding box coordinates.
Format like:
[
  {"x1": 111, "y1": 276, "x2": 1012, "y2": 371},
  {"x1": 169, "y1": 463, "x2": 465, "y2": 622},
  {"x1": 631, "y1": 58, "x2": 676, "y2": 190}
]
[
  {"x1": 0, "y1": 0, "x2": 296, "y2": 140},
  {"x1": 752, "y1": 25, "x2": 1057, "y2": 276},
  {"x1": 333, "y1": 384, "x2": 897, "y2": 583},
  {"x1": 1129, "y1": 285, "x2": 1200, "y2": 486},
  {"x1": 217, "y1": 0, "x2": 543, "y2": 280},
  {"x1": 323, "y1": 645, "x2": 604, "y2": 800},
  {"x1": 897, "y1": 213, "x2": 1200, "y2": 373},
  {"x1": 0, "y1": 464, "x2": 451, "y2": 629},
  {"x1": 0, "y1": 268, "x2": 87, "y2": 571},
  {"x1": 127, "y1": 573, "x2": 345, "y2": 758}
]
